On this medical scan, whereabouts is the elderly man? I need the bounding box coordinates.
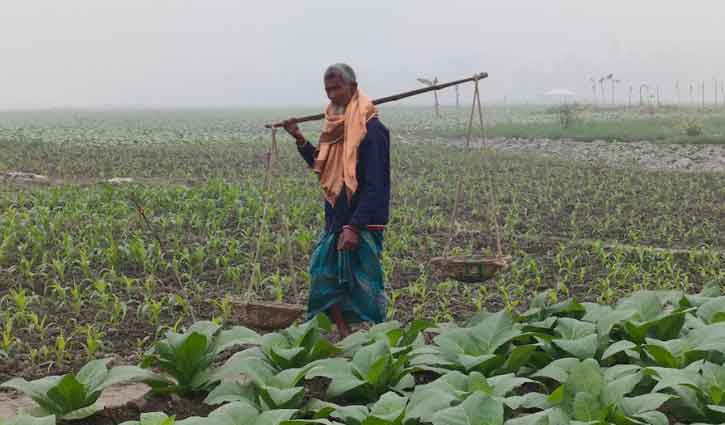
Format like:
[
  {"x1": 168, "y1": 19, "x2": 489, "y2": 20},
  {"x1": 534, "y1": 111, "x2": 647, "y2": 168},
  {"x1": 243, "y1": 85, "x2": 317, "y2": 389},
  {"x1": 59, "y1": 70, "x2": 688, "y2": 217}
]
[{"x1": 282, "y1": 63, "x2": 390, "y2": 338}]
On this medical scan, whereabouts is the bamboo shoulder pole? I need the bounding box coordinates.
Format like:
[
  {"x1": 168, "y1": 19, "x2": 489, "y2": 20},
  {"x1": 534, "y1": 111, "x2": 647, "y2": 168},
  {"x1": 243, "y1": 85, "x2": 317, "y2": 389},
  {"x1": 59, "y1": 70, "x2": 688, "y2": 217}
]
[{"x1": 264, "y1": 72, "x2": 488, "y2": 128}]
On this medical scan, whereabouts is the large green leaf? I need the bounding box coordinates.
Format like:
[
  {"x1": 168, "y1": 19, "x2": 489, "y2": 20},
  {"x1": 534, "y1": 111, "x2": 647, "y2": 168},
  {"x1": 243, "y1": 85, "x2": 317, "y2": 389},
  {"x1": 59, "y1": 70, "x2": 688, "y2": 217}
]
[
  {"x1": 97, "y1": 366, "x2": 162, "y2": 393},
  {"x1": 207, "y1": 357, "x2": 309, "y2": 410},
  {"x1": 2, "y1": 359, "x2": 161, "y2": 420},
  {"x1": 306, "y1": 358, "x2": 366, "y2": 399},
  {"x1": 616, "y1": 291, "x2": 694, "y2": 343},
  {"x1": 260, "y1": 386, "x2": 305, "y2": 410},
  {"x1": 75, "y1": 359, "x2": 112, "y2": 396},
  {"x1": 59, "y1": 403, "x2": 105, "y2": 421},
  {"x1": 699, "y1": 361, "x2": 725, "y2": 403},
  {"x1": 432, "y1": 392, "x2": 504, "y2": 425},
  {"x1": 405, "y1": 370, "x2": 533, "y2": 423},
  {"x1": 601, "y1": 368, "x2": 642, "y2": 407},
  {"x1": 505, "y1": 392, "x2": 551, "y2": 411},
  {"x1": 206, "y1": 401, "x2": 296, "y2": 425},
  {"x1": 352, "y1": 341, "x2": 390, "y2": 379},
  {"x1": 185, "y1": 321, "x2": 222, "y2": 346},
  {"x1": 644, "y1": 366, "x2": 702, "y2": 393},
  {"x1": 368, "y1": 392, "x2": 407, "y2": 423},
  {"x1": 1, "y1": 377, "x2": 64, "y2": 414},
  {"x1": 210, "y1": 352, "x2": 276, "y2": 386},
  {"x1": 172, "y1": 332, "x2": 211, "y2": 387},
  {"x1": 628, "y1": 411, "x2": 669, "y2": 425},
  {"x1": 212, "y1": 326, "x2": 261, "y2": 355},
  {"x1": 685, "y1": 323, "x2": 725, "y2": 353},
  {"x1": 643, "y1": 338, "x2": 687, "y2": 368},
  {"x1": 259, "y1": 319, "x2": 340, "y2": 371},
  {"x1": 697, "y1": 297, "x2": 725, "y2": 324},
  {"x1": 204, "y1": 380, "x2": 258, "y2": 406},
  {"x1": 619, "y1": 394, "x2": 673, "y2": 416},
  {"x1": 143, "y1": 321, "x2": 227, "y2": 394},
  {"x1": 470, "y1": 311, "x2": 522, "y2": 354},
  {"x1": 521, "y1": 292, "x2": 585, "y2": 322},
  {"x1": 532, "y1": 358, "x2": 580, "y2": 383},
  {"x1": 571, "y1": 392, "x2": 602, "y2": 422},
  {"x1": 339, "y1": 322, "x2": 402, "y2": 354},
  {"x1": 503, "y1": 410, "x2": 552, "y2": 425},
  {"x1": 46, "y1": 375, "x2": 88, "y2": 415},
  {"x1": 405, "y1": 386, "x2": 457, "y2": 424},
  {"x1": 488, "y1": 374, "x2": 537, "y2": 398},
  {"x1": 601, "y1": 340, "x2": 638, "y2": 361},
  {"x1": 563, "y1": 359, "x2": 603, "y2": 404},
  {"x1": 595, "y1": 309, "x2": 636, "y2": 342},
  {"x1": 433, "y1": 311, "x2": 521, "y2": 373},
  {"x1": 501, "y1": 344, "x2": 538, "y2": 373},
  {"x1": 552, "y1": 318, "x2": 598, "y2": 360}
]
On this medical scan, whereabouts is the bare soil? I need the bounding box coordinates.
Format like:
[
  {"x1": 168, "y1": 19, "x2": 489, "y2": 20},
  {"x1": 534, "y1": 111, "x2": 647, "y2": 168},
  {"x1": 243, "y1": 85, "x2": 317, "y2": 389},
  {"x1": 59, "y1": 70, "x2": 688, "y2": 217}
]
[{"x1": 397, "y1": 135, "x2": 725, "y2": 173}]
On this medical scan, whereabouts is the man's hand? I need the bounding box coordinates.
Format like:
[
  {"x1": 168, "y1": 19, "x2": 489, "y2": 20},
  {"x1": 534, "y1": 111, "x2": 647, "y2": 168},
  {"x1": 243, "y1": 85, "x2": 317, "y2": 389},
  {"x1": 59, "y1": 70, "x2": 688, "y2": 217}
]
[
  {"x1": 337, "y1": 225, "x2": 359, "y2": 251},
  {"x1": 282, "y1": 119, "x2": 305, "y2": 144}
]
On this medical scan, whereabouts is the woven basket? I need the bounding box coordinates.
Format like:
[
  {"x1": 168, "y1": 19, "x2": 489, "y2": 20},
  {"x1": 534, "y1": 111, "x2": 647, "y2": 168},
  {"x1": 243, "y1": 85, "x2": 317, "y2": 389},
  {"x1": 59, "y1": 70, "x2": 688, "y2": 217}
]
[
  {"x1": 232, "y1": 300, "x2": 305, "y2": 330},
  {"x1": 430, "y1": 255, "x2": 511, "y2": 283}
]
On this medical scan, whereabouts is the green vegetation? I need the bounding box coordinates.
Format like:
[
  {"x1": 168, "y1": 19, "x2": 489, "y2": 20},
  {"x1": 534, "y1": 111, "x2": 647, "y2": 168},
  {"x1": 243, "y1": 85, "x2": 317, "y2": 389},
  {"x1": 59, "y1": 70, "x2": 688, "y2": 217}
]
[
  {"x1": 0, "y1": 359, "x2": 158, "y2": 420},
  {"x1": 484, "y1": 114, "x2": 725, "y2": 144},
  {"x1": 0, "y1": 108, "x2": 723, "y2": 423},
  {"x1": 140, "y1": 321, "x2": 259, "y2": 395},
  {"x1": 5, "y1": 289, "x2": 725, "y2": 424}
]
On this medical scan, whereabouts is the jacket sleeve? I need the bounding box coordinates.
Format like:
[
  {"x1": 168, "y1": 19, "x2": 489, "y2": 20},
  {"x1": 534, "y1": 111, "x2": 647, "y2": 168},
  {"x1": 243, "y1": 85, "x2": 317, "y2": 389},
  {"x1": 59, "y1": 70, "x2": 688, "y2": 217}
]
[
  {"x1": 297, "y1": 141, "x2": 316, "y2": 168},
  {"x1": 350, "y1": 121, "x2": 390, "y2": 228}
]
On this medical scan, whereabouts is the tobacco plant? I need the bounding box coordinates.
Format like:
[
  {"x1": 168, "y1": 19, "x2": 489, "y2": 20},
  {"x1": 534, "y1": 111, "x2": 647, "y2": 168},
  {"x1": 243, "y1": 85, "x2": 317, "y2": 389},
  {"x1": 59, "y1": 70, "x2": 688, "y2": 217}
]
[
  {"x1": 0, "y1": 358, "x2": 159, "y2": 420},
  {"x1": 141, "y1": 321, "x2": 259, "y2": 395}
]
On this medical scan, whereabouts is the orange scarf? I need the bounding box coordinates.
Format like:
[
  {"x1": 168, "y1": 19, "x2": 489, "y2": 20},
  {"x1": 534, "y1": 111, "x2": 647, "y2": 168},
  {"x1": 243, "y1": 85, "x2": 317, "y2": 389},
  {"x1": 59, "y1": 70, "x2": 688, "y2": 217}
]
[{"x1": 313, "y1": 90, "x2": 377, "y2": 206}]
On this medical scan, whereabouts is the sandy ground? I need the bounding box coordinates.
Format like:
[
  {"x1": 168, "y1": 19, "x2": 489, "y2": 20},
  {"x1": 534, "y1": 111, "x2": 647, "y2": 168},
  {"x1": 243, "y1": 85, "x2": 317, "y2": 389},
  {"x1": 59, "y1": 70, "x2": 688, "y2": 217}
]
[{"x1": 396, "y1": 135, "x2": 725, "y2": 173}]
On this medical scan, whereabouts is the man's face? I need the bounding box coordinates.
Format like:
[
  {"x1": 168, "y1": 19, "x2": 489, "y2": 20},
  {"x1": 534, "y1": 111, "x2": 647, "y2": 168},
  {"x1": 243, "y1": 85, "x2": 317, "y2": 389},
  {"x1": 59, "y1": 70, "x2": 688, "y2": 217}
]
[{"x1": 325, "y1": 74, "x2": 356, "y2": 108}]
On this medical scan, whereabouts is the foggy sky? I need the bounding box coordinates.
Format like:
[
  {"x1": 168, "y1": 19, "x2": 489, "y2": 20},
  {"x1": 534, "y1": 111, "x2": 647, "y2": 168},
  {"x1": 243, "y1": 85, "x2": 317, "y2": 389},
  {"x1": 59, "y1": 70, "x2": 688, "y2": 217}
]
[{"x1": 2, "y1": 0, "x2": 724, "y2": 109}]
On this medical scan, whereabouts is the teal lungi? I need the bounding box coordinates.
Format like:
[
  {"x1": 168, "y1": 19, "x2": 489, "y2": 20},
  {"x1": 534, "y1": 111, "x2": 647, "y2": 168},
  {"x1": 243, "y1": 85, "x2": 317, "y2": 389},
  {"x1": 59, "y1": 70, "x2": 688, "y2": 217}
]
[{"x1": 307, "y1": 229, "x2": 387, "y2": 324}]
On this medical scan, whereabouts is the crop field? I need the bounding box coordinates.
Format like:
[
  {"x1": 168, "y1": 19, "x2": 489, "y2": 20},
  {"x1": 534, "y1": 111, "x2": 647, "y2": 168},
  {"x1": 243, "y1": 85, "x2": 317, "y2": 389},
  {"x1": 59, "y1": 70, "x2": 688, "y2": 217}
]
[{"x1": 0, "y1": 106, "x2": 724, "y2": 424}]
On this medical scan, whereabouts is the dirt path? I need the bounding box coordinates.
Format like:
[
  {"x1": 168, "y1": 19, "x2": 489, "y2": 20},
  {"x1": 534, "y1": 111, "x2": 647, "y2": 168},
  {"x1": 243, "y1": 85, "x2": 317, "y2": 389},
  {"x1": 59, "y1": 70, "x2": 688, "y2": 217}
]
[{"x1": 396, "y1": 135, "x2": 725, "y2": 173}]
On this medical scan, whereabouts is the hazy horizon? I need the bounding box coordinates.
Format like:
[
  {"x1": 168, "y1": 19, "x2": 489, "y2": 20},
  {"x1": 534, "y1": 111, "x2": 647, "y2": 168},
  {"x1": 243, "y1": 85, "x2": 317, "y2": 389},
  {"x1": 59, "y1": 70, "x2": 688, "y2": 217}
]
[{"x1": 2, "y1": 0, "x2": 724, "y2": 109}]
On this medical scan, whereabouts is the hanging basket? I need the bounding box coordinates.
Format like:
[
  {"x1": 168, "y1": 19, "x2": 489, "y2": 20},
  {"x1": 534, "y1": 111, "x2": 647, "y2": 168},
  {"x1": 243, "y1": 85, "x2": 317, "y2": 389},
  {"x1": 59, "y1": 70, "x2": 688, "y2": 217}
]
[
  {"x1": 231, "y1": 299, "x2": 306, "y2": 330},
  {"x1": 430, "y1": 255, "x2": 511, "y2": 283}
]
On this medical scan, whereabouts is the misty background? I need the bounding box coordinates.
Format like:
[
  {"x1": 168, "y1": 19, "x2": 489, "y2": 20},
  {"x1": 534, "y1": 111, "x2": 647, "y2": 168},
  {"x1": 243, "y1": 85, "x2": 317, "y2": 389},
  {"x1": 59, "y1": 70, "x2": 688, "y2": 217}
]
[{"x1": 2, "y1": 0, "x2": 724, "y2": 109}]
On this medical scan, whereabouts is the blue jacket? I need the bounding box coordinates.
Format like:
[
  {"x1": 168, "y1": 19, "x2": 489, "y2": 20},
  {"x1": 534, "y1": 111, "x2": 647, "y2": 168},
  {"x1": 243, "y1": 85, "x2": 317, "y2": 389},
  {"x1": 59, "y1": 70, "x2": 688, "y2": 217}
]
[{"x1": 297, "y1": 117, "x2": 391, "y2": 232}]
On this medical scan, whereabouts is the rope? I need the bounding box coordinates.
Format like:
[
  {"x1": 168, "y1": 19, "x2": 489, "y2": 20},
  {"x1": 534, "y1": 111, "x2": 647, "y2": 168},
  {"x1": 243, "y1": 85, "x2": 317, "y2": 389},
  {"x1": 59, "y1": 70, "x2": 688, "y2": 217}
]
[
  {"x1": 475, "y1": 81, "x2": 504, "y2": 258},
  {"x1": 246, "y1": 128, "x2": 299, "y2": 303},
  {"x1": 442, "y1": 76, "x2": 505, "y2": 259}
]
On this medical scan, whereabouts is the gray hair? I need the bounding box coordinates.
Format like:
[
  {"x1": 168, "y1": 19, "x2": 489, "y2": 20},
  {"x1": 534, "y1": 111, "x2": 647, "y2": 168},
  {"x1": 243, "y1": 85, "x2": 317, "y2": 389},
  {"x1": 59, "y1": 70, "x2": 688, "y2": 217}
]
[{"x1": 324, "y1": 63, "x2": 357, "y2": 85}]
